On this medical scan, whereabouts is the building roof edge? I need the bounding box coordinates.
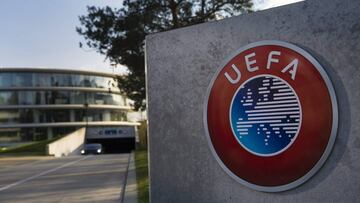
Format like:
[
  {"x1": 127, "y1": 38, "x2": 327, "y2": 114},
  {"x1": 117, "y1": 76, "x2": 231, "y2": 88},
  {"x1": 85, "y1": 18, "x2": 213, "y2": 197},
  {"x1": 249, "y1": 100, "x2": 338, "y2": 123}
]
[{"x1": 0, "y1": 67, "x2": 123, "y2": 78}]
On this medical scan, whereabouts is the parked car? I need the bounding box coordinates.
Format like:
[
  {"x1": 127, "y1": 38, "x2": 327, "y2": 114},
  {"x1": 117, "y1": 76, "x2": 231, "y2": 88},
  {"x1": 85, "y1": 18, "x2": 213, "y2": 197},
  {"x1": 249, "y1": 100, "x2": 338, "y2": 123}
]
[{"x1": 81, "y1": 143, "x2": 103, "y2": 155}]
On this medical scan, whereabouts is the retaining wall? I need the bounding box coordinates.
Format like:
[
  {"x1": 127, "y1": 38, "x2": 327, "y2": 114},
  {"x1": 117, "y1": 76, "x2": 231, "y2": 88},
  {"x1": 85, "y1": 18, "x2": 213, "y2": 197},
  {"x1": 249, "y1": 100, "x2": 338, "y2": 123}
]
[{"x1": 47, "y1": 128, "x2": 85, "y2": 157}]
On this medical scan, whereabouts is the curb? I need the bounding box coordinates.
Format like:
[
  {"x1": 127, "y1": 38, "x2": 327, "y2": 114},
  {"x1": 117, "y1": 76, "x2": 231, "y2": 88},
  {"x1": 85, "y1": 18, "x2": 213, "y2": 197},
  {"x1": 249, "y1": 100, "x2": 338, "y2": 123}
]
[{"x1": 123, "y1": 152, "x2": 138, "y2": 203}]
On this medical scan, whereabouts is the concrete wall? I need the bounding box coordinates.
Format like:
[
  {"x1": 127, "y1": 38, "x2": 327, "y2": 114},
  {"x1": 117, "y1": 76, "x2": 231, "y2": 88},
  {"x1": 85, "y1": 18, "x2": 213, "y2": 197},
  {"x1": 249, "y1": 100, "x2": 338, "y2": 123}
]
[
  {"x1": 47, "y1": 128, "x2": 85, "y2": 157},
  {"x1": 146, "y1": 0, "x2": 360, "y2": 202}
]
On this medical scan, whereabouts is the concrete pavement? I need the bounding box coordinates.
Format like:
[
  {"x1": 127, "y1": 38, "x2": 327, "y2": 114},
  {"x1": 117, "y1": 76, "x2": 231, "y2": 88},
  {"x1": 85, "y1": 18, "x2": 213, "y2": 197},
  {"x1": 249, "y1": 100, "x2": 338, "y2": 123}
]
[
  {"x1": 0, "y1": 156, "x2": 53, "y2": 171},
  {"x1": 0, "y1": 154, "x2": 136, "y2": 203}
]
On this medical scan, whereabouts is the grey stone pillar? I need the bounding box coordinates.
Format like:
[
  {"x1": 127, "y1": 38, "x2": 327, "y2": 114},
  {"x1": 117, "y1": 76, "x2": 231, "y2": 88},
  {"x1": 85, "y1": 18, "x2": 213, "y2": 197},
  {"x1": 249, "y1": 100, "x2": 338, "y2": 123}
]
[
  {"x1": 47, "y1": 127, "x2": 53, "y2": 140},
  {"x1": 70, "y1": 109, "x2": 75, "y2": 122},
  {"x1": 146, "y1": 0, "x2": 360, "y2": 202}
]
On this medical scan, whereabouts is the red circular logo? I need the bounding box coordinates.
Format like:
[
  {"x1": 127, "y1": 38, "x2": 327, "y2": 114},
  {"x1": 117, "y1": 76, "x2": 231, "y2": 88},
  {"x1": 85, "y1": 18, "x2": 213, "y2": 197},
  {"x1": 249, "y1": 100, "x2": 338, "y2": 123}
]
[{"x1": 204, "y1": 41, "x2": 338, "y2": 192}]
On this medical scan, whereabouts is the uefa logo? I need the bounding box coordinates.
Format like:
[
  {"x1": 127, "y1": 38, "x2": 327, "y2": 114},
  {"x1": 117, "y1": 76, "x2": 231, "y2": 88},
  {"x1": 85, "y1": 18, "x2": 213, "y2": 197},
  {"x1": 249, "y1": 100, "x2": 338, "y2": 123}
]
[{"x1": 204, "y1": 41, "x2": 338, "y2": 192}]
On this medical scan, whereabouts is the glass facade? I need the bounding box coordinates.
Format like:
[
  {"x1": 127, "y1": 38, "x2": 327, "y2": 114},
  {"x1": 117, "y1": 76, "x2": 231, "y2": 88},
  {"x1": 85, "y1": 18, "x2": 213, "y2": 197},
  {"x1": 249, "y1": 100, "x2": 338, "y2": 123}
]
[
  {"x1": 0, "y1": 127, "x2": 78, "y2": 143},
  {"x1": 0, "y1": 69, "x2": 132, "y2": 143},
  {"x1": 0, "y1": 109, "x2": 127, "y2": 124},
  {"x1": 0, "y1": 72, "x2": 119, "y2": 90},
  {"x1": 0, "y1": 91, "x2": 126, "y2": 106}
]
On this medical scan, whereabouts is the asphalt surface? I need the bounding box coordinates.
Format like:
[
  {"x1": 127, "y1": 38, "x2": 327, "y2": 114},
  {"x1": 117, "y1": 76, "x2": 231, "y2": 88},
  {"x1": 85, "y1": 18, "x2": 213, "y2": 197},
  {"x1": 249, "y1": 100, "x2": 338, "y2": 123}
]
[{"x1": 0, "y1": 154, "x2": 130, "y2": 203}]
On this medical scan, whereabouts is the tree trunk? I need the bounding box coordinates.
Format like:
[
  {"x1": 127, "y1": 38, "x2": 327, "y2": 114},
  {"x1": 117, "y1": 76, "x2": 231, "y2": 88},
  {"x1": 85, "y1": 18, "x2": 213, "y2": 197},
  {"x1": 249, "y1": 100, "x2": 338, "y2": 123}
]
[{"x1": 169, "y1": 0, "x2": 179, "y2": 28}]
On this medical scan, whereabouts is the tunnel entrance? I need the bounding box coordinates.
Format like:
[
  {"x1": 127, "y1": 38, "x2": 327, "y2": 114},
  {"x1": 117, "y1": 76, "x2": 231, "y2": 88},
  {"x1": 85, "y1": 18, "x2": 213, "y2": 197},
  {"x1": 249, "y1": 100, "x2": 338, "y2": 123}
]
[
  {"x1": 85, "y1": 126, "x2": 137, "y2": 154},
  {"x1": 86, "y1": 138, "x2": 135, "y2": 153}
]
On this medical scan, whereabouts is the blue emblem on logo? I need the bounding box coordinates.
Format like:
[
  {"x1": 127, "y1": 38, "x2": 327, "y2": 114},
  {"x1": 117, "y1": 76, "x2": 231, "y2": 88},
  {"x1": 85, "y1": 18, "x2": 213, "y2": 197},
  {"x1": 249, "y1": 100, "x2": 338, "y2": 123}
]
[{"x1": 230, "y1": 75, "x2": 302, "y2": 156}]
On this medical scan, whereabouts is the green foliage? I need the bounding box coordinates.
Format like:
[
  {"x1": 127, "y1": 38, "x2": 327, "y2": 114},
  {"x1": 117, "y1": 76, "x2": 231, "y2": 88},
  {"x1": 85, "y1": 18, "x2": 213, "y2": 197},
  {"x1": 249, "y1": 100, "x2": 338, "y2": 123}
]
[
  {"x1": 138, "y1": 120, "x2": 148, "y2": 149},
  {"x1": 135, "y1": 149, "x2": 149, "y2": 203},
  {"x1": 0, "y1": 138, "x2": 59, "y2": 156},
  {"x1": 77, "y1": 0, "x2": 253, "y2": 110}
]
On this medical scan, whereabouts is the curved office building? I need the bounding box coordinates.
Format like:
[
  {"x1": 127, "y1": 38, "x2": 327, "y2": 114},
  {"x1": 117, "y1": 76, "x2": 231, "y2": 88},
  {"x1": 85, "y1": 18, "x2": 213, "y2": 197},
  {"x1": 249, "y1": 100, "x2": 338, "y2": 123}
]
[{"x1": 0, "y1": 68, "x2": 138, "y2": 149}]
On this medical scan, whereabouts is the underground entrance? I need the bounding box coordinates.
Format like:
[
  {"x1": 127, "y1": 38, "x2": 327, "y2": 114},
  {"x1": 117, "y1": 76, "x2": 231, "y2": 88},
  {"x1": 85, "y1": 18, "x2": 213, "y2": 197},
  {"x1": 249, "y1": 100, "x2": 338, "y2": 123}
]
[
  {"x1": 86, "y1": 137, "x2": 135, "y2": 153},
  {"x1": 85, "y1": 126, "x2": 137, "y2": 153}
]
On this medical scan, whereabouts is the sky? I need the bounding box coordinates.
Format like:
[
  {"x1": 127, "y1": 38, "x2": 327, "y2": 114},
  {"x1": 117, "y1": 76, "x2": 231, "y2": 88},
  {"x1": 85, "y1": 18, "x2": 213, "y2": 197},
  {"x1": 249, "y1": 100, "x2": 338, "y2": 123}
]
[
  {"x1": 253, "y1": 0, "x2": 303, "y2": 10},
  {"x1": 0, "y1": 0, "x2": 303, "y2": 75}
]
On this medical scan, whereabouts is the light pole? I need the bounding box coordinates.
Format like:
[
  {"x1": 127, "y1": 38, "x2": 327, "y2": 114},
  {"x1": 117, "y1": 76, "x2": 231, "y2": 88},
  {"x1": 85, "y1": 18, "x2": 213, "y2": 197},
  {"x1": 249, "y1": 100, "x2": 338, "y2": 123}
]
[
  {"x1": 84, "y1": 92, "x2": 89, "y2": 131},
  {"x1": 84, "y1": 103, "x2": 89, "y2": 128}
]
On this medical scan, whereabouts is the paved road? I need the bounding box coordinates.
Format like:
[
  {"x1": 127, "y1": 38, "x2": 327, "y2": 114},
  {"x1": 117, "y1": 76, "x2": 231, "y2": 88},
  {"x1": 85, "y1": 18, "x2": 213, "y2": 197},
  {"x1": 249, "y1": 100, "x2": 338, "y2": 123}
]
[{"x1": 0, "y1": 154, "x2": 130, "y2": 203}]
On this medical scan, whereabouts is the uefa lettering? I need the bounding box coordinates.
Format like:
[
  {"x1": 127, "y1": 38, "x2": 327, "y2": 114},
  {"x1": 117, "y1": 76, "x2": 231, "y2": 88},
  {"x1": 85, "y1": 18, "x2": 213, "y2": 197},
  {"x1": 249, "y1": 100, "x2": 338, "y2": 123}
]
[{"x1": 204, "y1": 41, "x2": 338, "y2": 192}]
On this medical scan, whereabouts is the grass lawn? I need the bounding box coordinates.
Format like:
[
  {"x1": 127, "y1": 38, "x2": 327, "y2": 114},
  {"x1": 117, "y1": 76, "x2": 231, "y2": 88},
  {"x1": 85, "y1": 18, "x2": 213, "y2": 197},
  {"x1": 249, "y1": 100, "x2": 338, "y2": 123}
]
[
  {"x1": 0, "y1": 138, "x2": 59, "y2": 156},
  {"x1": 135, "y1": 149, "x2": 149, "y2": 203}
]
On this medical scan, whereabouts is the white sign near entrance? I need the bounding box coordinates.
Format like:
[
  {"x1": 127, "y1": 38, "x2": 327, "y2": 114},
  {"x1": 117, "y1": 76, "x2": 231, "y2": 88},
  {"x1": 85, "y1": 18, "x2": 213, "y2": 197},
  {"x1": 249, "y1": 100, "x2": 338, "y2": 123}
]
[{"x1": 86, "y1": 126, "x2": 136, "y2": 139}]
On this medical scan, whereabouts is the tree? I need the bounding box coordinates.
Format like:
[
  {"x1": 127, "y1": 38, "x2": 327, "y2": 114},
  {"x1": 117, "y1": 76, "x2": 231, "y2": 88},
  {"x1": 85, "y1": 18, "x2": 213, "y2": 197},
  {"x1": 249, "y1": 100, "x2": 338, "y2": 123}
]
[{"x1": 77, "y1": 0, "x2": 253, "y2": 110}]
